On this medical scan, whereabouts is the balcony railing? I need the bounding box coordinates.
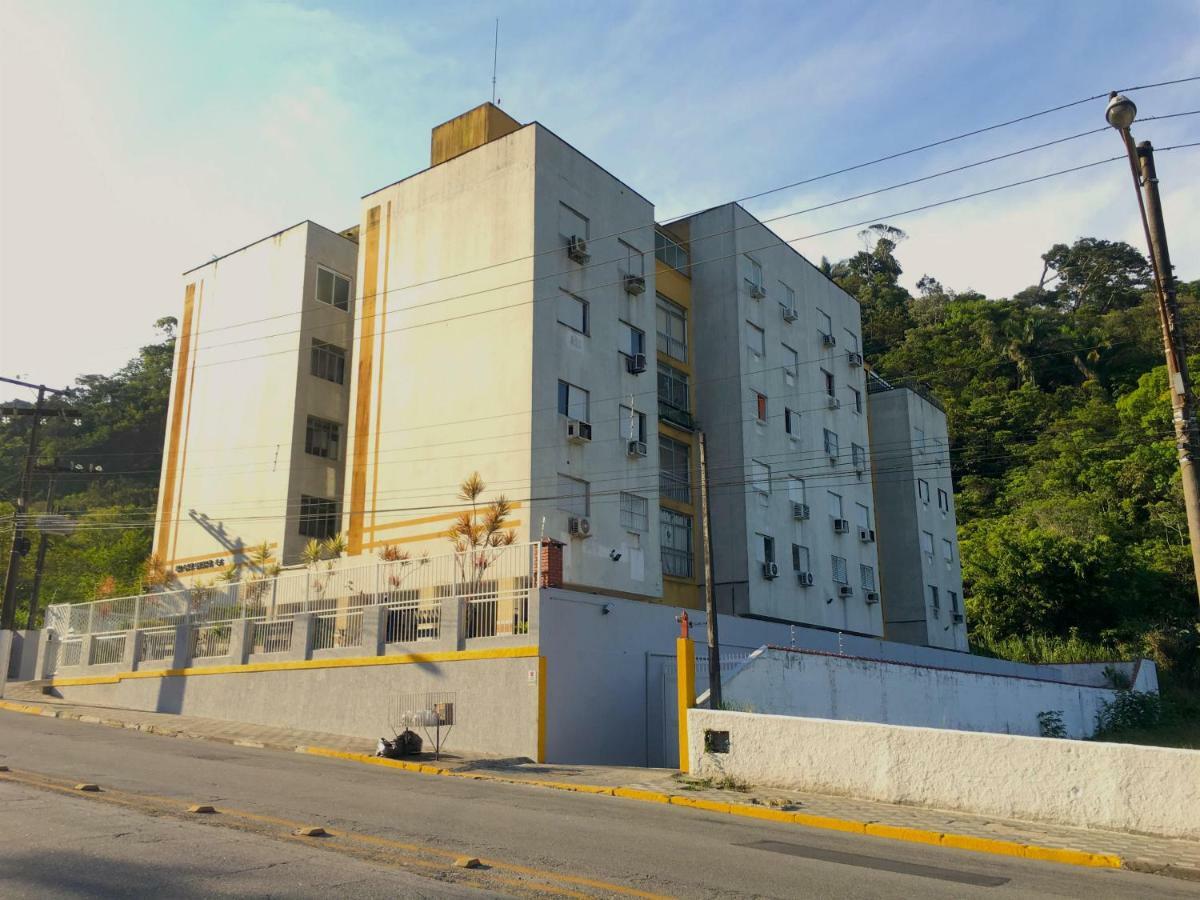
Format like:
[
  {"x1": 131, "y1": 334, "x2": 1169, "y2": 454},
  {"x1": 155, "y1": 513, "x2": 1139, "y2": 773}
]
[{"x1": 658, "y1": 401, "x2": 694, "y2": 431}]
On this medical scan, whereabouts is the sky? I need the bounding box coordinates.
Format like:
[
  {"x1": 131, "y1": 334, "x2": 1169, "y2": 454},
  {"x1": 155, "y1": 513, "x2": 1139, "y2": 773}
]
[{"x1": 1, "y1": 0, "x2": 1198, "y2": 390}]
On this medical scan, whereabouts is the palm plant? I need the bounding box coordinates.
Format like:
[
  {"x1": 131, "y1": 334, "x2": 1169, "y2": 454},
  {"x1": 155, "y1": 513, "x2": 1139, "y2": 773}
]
[{"x1": 445, "y1": 472, "x2": 517, "y2": 591}]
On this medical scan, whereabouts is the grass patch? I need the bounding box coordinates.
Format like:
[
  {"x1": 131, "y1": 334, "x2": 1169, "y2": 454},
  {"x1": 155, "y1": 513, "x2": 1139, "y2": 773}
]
[{"x1": 672, "y1": 773, "x2": 750, "y2": 793}]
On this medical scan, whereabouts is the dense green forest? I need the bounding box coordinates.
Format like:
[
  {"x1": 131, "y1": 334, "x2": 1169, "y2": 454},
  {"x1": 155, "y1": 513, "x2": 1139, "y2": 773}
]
[{"x1": 2, "y1": 237, "x2": 1198, "y2": 705}]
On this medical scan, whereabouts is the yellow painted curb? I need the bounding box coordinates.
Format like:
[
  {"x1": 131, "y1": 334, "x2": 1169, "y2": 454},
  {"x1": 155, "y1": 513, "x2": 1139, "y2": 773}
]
[
  {"x1": 0, "y1": 700, "x2": 49, "y2": 717},
  {"x1": 297, "y1": 744, "x2": 1126, "y2": 872}
]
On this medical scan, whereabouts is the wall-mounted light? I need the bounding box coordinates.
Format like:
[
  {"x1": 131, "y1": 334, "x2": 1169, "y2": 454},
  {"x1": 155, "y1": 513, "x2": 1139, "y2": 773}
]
[
  {"x1": 602, "y1": 603, "x2": 613, "y2": 615},
  {"x1": 609, "y1": 549, "x2": 622, "y2": 562}
]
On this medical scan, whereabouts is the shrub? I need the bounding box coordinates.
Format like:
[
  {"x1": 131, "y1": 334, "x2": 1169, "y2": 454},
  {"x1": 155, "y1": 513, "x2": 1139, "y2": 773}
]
[
  {"x1": 1037, "y1": 710, "x2": 1067, "y2": 738},
  {"x1": 1094, "y1": 689, "x2": 1162, "y2": 737}
]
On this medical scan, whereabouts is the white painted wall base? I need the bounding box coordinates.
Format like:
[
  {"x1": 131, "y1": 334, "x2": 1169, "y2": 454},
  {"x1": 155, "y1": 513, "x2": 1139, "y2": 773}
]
[{"x1": 688, "y1": 708, "x2": 1200, "y2": 839}]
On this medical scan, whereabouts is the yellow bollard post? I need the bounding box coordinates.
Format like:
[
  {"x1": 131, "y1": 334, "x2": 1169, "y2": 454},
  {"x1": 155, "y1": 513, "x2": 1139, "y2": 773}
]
[{"x1": 675, "y1": 612, "x2": 696, "y2": 773}]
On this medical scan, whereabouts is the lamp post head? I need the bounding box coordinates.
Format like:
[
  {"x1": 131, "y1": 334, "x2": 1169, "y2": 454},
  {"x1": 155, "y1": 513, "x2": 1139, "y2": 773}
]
[{"x1": 1105, "y1": 93, "x2": 1137, "y2": 130}]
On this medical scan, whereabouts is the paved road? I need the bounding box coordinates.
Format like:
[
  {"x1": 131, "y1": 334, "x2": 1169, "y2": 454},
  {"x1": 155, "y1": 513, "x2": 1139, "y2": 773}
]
[{"x1": 1, "y1": 712, "x2": 1195, "y2": 898}]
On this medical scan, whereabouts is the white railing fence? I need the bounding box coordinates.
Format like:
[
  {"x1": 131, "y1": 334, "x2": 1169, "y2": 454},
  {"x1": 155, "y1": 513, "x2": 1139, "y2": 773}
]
[
  {"x1": 250, "y1": 618, "x2": 294, "y2": 655},
  {"x1": 89, "y1": 632, "x2": 127, "y2": 666},
  {"x1": 191, "y1": 621, "x2": 234, "y2": 659},
  {"x1": 139, "y1": 627, "x2": 176, "y2": 663},
  {"x1": 45, "y1": 541, "x2": 541, "y2": 645}
]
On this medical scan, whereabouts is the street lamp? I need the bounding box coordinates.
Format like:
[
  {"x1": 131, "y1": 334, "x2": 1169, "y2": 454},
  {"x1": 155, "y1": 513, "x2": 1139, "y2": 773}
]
[{"x1": 1106, "y1": 91, "x2": 1200, "y2": 609}]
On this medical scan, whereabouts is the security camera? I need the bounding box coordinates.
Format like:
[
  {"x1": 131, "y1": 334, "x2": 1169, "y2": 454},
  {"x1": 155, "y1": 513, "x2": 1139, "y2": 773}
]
[{"x1": 609, "y1": 549, "x2": 622, "y2": 562}]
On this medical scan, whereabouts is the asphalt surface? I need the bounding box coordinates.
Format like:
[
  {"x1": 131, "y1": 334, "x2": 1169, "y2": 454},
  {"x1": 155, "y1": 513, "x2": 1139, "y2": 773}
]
[{"x1": 2, "y1": 711, "x2": 1196, "y2": 899}]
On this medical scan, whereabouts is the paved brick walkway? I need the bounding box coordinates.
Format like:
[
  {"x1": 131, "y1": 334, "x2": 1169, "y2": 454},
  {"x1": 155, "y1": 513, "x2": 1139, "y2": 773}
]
[{"x1": 3, "y1": 684, "x2": 1197, "y2": 881}]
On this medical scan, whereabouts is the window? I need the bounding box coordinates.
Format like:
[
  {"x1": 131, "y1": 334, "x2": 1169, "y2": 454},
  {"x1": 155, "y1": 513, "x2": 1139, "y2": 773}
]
[
  {"x1": 746, "y1": 321, "x2": 765, "y2": 357},
  {"x1": 782, "y1": 344, "x2": 798, "y2": 383},
  {"x1": 310, "y1": 339, "x2": 346, "y2": 385},
  {"x1": 950, "y1": 590, "x2": 961, "y2": 614},
  {"x1": 658, "y1": 362, "x2": 690, "y2": 412},
  {"x1": 852, "y1": 443, "x2": 867, "y2": 471},
  {"x1": 914, "y1": 427, "x2": 926, "y2": 455},
  {"x1": 557, "y1": 380, "x2": 590, "y2": 422},
  {"x1": 917, "y1": 479, "x2": 930, "y2": 503},
  {"x1": 299, "y1": 495, "x2": 339, "y2": 539},
  {"x1": 656, "y1": 295, "x2": 688, "y2": 361},
  {"x1": 558, "y1": 474, "x2": 590, "y2": 516},
  {"x1": 305, "y1": 416, "x2": 341, "y2": 460},
  {"x1": 850, "y1": 387, "x2": 863, "y2": 414},
  {"x1": 788, "y1": 477, "x2": 806, "y2": 505},
  {"x1": 929, "y1": 585, "x2": 941, "y2": 613},
  {"x1": 620, "y1": 239, "x2": 644, "y2": 278},
  {"x1": 937, "y1": 488, "x2": 950, "y2": 513},
  {"x1": 832, "y1": 555, "x2": 849, "y2": 584},
  {"x1": 822, "y1": 369, "x2": 835, "y2": 396},
  {"x1": 751, "y1": 459, "x2": 771, "y2": 495},
  {"x1": 659, "y1": 435, "x2": 691, "y2": 502},
  {"x1": 921, "y1": 530, "x2": 935, "y2": 558},
  {"x1": 785, "y1": 407, "x2": 798, "y2": 436},
  {"x1": 745, "y1": 255, "x2": 764, "y2": 293},
  {"x1": 755, "y1": 392, "x2": 767, "y2": 422},
  {"x1": 655, "y1": 229, "x2": 689, "y2": 273},
  {"x1": 861, "y1": 564, "x2": 876, "y2": 591},
  {"x1": 779, "y1": 282, "x2": 796, "y2": 312},
  {"x1": 942, "y1": 538, "x2": 954, "y2": 564},
  {"x1": 557, "y1": 290, "x2": 589, "y2": 334},
  {"x1": 660, "y1": 508, "x2": 693, "y2": 578},
  {"x1": 559, "y1": 202, "x2": 589, "y2": 240},
  {"x1": 755, "y1": 533, "x2": 775, "y2": 565},
  {"x1": 792, "y1": 544, "x2": 810, "y2": 573},
  {"x1": 316, "y1": 267, "x2": 351, "y2": 311},
  {"x1": 817, "y1": 309, "x2": 832, "y2": 340},
  {"x1": 855, "y1": 502, "x2": 870, "y2": 529},
  {"x1": 619, "y1": 405, "x2": 647, "y2": 442},
  {"x1": 823, "y1": 428, "x2": 839, "y2": 458},
  {"x1": 620, "y1": 492, "x2": 648, "y2": 532},
  {"x1": 827, "y1": 491, "x2": 843, "y2": 519},
  {"x1": 844, "y1": 330, "x2": 860, "y2": 354},
  {"x1": 619, "y1": 320, "x2": 645, "y2": 358}
]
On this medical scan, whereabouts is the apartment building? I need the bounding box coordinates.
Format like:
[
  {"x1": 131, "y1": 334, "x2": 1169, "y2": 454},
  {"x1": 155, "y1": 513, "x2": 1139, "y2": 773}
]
[
  {"x1": 340, "y1": 104, "x2": 666, "y2": 599},
  {"x1": 154, "y1": 221, "x2": 358, "y2": 575},
  {"x1": 680, "y1": 204, "x2": 883, "y2": 635},
  {"x1": 867, "y1": 376, "x2": 967, "y2": 650}
]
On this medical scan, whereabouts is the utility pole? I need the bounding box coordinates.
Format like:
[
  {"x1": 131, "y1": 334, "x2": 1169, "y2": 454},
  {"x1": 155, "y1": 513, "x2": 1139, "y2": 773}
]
[
  {"x1": 1106, "y1": 93, "x2": 1200, "y2": 608},
  {"x1": 697, "y1": 430, "x2": 721, "y2": 709},
  {"x1": 0, "y1": 377, "x2": 80, "y2": 630}
]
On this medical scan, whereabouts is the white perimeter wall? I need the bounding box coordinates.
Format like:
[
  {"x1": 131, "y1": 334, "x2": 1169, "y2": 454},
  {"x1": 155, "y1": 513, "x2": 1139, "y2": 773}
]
[
  {"x1": 688, "y1": 708, "x2": 1200, "y2": 839},
  {"x1": 722, "y1": 648, "x2": 1152, "y2": 739}
]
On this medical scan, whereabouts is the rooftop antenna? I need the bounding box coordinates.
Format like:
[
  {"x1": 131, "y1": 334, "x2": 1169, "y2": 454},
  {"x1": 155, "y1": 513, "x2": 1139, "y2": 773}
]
[{"x1": 491, "y1": 18, "x2": 500, "y2": 105}]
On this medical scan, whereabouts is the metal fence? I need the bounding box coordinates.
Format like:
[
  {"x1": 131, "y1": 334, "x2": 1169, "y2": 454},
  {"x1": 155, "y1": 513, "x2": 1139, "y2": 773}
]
[
  {"x1": 45, "y1": 541, "x2": 540, "y2": 644},
  {"x1": 59, "y1": 637, "x2": 83, "y2": 668},
  {"x1": 139, "y1": 627, "x2": 176, "y2": 663},
  {"x1": 312, "y1": 609, "x2": 363, "y2": 651},
  {"x1": 191, "y1": 621, "x2": 234, "y2": 659},
  {"x1": 90, "y1": 632, "x2": 126, "y2": 666},
  {"x1": 250, "y1": 618, "x2": 294, "y2": 655}
]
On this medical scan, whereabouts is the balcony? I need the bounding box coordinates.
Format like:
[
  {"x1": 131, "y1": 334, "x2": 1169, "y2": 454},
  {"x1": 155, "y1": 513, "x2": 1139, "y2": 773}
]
[{"x1": 658, "y1": 401, "x2": 694, "y2": 431}]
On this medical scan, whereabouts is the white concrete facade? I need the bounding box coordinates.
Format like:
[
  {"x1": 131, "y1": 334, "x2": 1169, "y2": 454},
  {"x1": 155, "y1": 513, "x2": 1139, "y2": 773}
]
[
  {"x1": 343, "y1": 124, "x2": 663, "y2": 597},
  {"x1": 155, "y1": 221, "x2": 357, "y2": 574},
  {"x1": 682, "y1": 204, "x2": 882, "y2": 634},
  {"x1": 688, "y1": 707, "x2": 1199, "y2": 839},
  {"x1": 867, "y1": 383, "x2": 966, "y2": 649}
]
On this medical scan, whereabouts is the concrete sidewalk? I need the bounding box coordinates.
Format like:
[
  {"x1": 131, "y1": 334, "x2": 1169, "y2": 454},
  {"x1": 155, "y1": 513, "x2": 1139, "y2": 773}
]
[{"x1": 3, "y1": 686, "x2": 1198, "y2": 882}]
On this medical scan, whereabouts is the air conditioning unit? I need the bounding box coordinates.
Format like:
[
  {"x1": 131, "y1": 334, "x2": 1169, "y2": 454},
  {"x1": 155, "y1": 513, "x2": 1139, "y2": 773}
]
[
  {"x1": 627, "y1": 439, "x2": 648, "y2": 458},
  {"x1": 623, "y1": 273, "x2": 646, "y2": 295},
  {"x1": 827, "y1": 396, "x2": 841, "y2": 410},
  {"x1": 865, "y1": 591, "x2": 880, "y2": 605},
  {"x1": 626, "y1": 352, "x2": 647, "y2": 374},
  {"x1": 858, "y1": 528, "x2": 876, "y2": 543},
  {"x1": 749, "y1": 283, "x2": 767, "y2": 300},
  {"x1": 838, "y1": 585, "x2": 854, "y2": 598},
  {"x1": 566, "y1": 235, "x2": 590, "y2": 263},
  {"x1": 822, "y1": 332, "x2": 837, "y2": 348},
  {"x1": 568, "y1": 516, "x2": 593, "y2": 538},
  {"x1": 566, "y1": 419, "x2": 592, "y2": 443},
  {"x1": 781, "y1": 306, "x2": 798, "y2": 323},
  {"x1": 790, "y1": 501, "x2": 810, "y2": 521},
  {"x1": 833, "y1": 518, "x2": 850, "y2": 534},
  {"x1": 953, "y1": 613, "x2": 965, "y2": 624},
  {"x1": 797, "y1": 571, "x2": 815, "y2": 587},
  {"x1": 847, "y1": 350, "x2": 864, "y2": 367},
  {"x1": 762, "y1": 561, "x2": 780, "y2": 579}
]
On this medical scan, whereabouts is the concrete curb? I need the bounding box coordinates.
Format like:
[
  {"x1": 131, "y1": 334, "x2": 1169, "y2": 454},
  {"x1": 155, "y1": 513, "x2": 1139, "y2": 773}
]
[{"x1": 0, "y1": 699, "x2": 1161, "y2": 875}]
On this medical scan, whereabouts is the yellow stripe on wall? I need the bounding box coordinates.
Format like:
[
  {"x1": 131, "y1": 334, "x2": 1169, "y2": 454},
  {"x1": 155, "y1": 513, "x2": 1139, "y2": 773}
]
[
  {"x1": 348, "y1": 206, "x2": 381, "y2": 555},
  {"x1": 156, "y1": 283, "x2": 196, "y2": 556}
]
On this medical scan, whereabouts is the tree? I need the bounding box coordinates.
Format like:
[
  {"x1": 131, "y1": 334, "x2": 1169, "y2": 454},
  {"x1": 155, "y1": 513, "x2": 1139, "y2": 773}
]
[
  {"x1": 1033, "y1": 238, "x2": 1152, "y2": 313},
  {"x1": 445, "y1": 472, "x2": 516, "y2": 590}
]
